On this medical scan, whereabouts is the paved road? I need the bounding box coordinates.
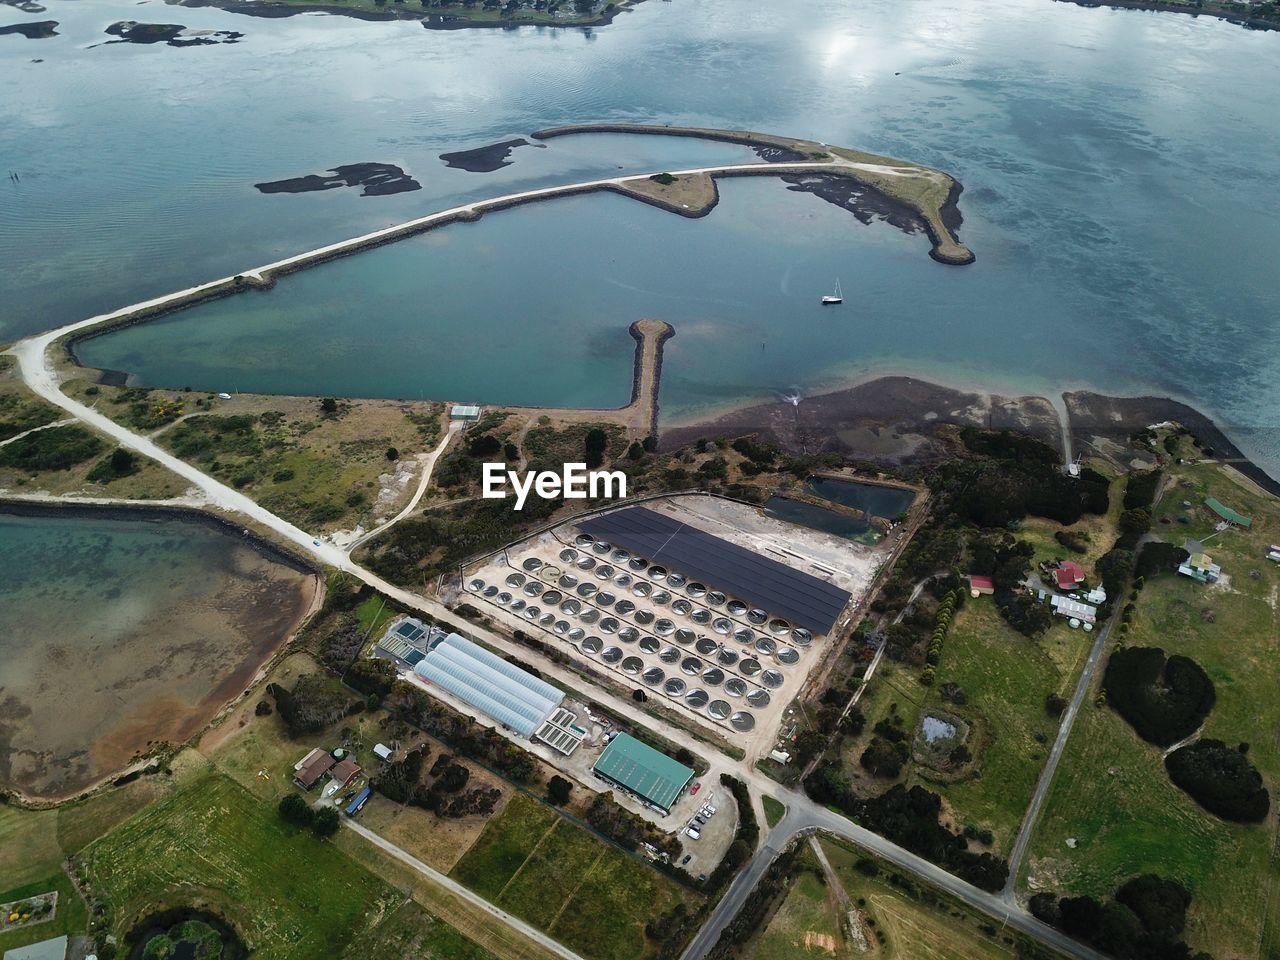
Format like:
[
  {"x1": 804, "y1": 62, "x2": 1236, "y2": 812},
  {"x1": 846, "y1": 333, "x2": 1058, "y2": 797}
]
[
  {"x1": 344, "y1": 818, "x2": 585, "y2": 960},
  {"x1": 1001, "y1": 611, "x2": 1114, "y2": 897}
]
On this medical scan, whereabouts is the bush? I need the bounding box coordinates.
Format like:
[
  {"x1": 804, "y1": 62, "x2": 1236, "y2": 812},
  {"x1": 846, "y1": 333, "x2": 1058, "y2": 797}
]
[
  {"x1": 1102, "y1": 647, "x2": 1215, "y2": 746},
  {"x1": 311, "y1": 807, "x2": 341, "y2": 838},
  {"x1": 547, "y1": 775, "x2": 573, "y2": 806},
  {"x1": 279, "y1": 792, "x2": 314, "y2": 828},
  {"x1": 860, "y1": 737, "x2": 906, "y2": 778},
  {"x1": 1123, "y1": 470, "x2": 1162, "y2": 510},
  {"x1": 1115, "y1": 874, "x2": 1190, "y2": 940},
  {"x1": 86, "y1": 447, "x2": 141, "y2": 483},
  {"x1": 0, "y1": 425, "x2": 103, "y2": 471},
  {"x1": 1166, "y1": 738, "x2": 1269, "y2": 822},
  {"x1": 1135, "y1": 541, "x2": 1190, "y2": 579},
  {"x1": 386, "y1": 447, "x2": 399, "y2": 461}
]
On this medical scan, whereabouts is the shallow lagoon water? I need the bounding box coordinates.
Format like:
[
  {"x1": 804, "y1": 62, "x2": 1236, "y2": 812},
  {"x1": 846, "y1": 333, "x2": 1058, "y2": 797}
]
[{"x1": 4, "y1": 0, "x2": 1280, "y2": 472}]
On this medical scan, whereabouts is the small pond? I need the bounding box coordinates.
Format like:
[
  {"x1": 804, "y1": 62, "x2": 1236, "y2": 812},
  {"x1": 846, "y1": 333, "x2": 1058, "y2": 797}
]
[
  {"x1": 762, "y1": 496, "x2": 873, "y2": 540},
  {"x1": 128, "y1": 908, "x2": 247, "y2": 960},
  {"x1": 921, "y1": 715, "x2": 957, "y2": 745},
  {"x1": 805, "y1": 477, "x2": 914, "y2": 522}
]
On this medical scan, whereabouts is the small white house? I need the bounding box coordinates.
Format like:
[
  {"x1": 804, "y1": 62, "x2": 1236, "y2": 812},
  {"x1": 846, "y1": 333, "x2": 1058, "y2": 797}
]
[{"x1": 450, "y1": 404, "x2": 481, "y2": 421}]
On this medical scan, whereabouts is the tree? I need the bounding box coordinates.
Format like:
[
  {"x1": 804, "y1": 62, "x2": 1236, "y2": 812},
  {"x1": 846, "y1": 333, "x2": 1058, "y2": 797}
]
[
  {"x1": 584, "y1": 427, "x2": 608, "y2": 469},
  {"x1": 547, "y1": 775, "x2": 573, "y2": 806},
  {"x1": 320, "y1": 397, "x2": 338, "y2": 414},
  {"x1": 468, "y1": 433, "x2": 502, "y2": 458},
  {"x1": 1045, "y1": 692, "x2": 1067, "y2": 717},
  {"x1": 1115, "y1": 875, "x2": 1190, "y2": 940},
  {"x1": 279, "y1": 793, "x2": 314, "y2": 828},
  {"x1": 627, "y1": 441, "x2": 645, "y2": 460},
  {"x1": 386, "y1": 447, "x2": 400, "y2": 461},
  {"x1": 311, "y1": 807, "x2": 341, "y2": 838}
]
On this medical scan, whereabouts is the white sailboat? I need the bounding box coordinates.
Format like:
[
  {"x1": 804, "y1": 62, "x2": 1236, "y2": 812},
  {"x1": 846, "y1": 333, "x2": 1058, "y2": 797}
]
[{"x1": 821, "y1": 279, "x2": 843, "y2": 305}]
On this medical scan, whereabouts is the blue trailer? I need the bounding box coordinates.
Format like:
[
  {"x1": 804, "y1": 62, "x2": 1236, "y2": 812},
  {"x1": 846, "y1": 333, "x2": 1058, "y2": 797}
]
[{"x1": 345, "y1": 786, "x2": 371, "y2": 817}]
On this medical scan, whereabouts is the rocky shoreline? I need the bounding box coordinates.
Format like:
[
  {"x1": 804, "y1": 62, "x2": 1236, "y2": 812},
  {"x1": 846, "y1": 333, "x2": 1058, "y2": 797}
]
[
  {"x1": 1053, "y1": 0, "x2": 1280, "y2": 31},
  {"x1": 167, "y1": 0, "x2": 647, "y2": 30}
]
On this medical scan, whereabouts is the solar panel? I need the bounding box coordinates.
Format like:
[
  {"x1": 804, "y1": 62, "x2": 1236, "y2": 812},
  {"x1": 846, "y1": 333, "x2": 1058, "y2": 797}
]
[{"x1": 578, "y1": 506, "x2": 851, "y2": 634}]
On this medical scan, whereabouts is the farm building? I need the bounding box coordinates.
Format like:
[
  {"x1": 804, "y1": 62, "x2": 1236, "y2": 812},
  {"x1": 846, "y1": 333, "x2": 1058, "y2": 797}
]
[
  {"x1": 1205, "y1": 497, "x2": 1252, "y2": 528},
  {"x1": 328, "y1": 758, "x2": 362, "y2": 788},
  {"x1": 1178, "y1": 552, "x2": 1221, "y2": 583},
  {"x1": 450, "y1": 404, "x2": 481, "y2": 421},
  {"x1": 1053, "y1": 561, "x2": 1086, "y2": 591},
  {"x1": 413, "y1": 632, "x2": 564, "y2": 738},
  {"x1": 967, "y1": 574, "x2": 994, "y2": 596},
  {"x1": 592, "y1": 732, "x2": 694, "y2": 815}
]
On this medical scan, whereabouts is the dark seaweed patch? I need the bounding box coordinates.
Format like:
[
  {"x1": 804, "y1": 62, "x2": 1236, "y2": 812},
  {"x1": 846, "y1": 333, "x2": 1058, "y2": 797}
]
[
  {"x1": 439, "y1": 138, "x2": 540, "y2": 172},
  {"x1": 254, "y1": 162, "x2": 421, "y2": 197},
  {"x1": 0, "y1": 20, "x2": 58, "y2": 38}
]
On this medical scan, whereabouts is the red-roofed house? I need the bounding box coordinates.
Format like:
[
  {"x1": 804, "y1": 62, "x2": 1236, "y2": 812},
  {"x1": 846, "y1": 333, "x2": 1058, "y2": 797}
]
[
  {"x1": 967, "y1": 575, "x2": 995, "y2": 597},
  {"x1": 1054, "y1": 561, "x2": 1086, "y2": 591}
]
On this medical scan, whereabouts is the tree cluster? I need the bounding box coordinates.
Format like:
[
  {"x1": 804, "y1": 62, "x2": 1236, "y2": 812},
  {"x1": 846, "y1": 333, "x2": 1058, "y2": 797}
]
[
  {"x1": 584, "y1": 792, "x2": 679, "y2": 859},
  {"x1": 1029, "y1": 874, "x2": 1207, "y2": 960},
  {"x1": 1102, "y1": 647, "x2": 1215, "y2": 747},
  {"x1": 1135, "y1": 542, "x2": 1190, "y2": 579},
  {"x1": 268, "y1": 675, "x2": 361, "y2": 737},
  {"x1": 373, "y1": 745, "x2": 502, "y2": 819},
  {"x1": 277, "y1": 793, "x2": 341, "y2": 838},
  {"x1": 1166, "y1": 739, "x2": 1269, "y2": 823}
]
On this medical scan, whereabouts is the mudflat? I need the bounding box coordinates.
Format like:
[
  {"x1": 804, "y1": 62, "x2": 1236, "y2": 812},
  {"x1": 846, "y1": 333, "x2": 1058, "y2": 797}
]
[{"x1": 0, "y1": 505, "x2": 318, "y2": 801}]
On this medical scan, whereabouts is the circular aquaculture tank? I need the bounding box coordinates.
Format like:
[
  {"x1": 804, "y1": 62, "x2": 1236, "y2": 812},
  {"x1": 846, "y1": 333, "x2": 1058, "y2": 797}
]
[
  {"x1": 614, "y1": 599, "x2": 636, "y2": 616},
  {"x1": 619, "y1": 626, "x2": 639, "y2": 643},
  {"x1": 654, "y1": 618, "x2": 675, "y2": 636},
  {"x1": 614, "y1": 573, "x2": 633, "y2": 588},
  {"x1": 776, "y1": 647, "x2": 800, "y2": 665},
  {"x1": 724, "y1": 677, "x2": 747, "y2": 697},
  {"x1": 659, "y1": 646, "x2": 681, "y2": 664},
  {"x1": 580, "y1": 608, "x2": 600, "y2": 624},
  {"x1": 747, "y1": 608, "x2": 768, "y2": 625},
  {"x1": 664, "y1": 677, "x2": 686, "y2": 697},
  {"x1": 568, "y1": 627, "x2": 585, "y2": 642},
  {"x1": 540, "y1": 565, "x2": 562, "y2": 581},
  {"x1": 506, "y1": 573, "x2": 526, "y2": 587},
  {"x1": 747, "y1": 688, "x2": 771, "y2": 708},
  {"x1": 735, "y1": 627, "x2": 755, "y2": 644},
  {"x1": 702, "y1": 667, "x2": 725, "y2": 686},
  {"x1": 524, "y1": 582, "x2": 545, "y2": 596},
  {"x1": 712, "y1": 617, "x2": 732, "y2": 635},
  {"x1": 561, "y1": 598, "x2": 582, "y2": 615},
  {"x1": 718, "y1": 648, "x2": 739, "y2": 667},
  {"x1": 635, "y1": 609, "x2": 655, "y2": 626},
  {"x1": 582, "y1": 636, "x2": 603, "y2": 654},
  {"x1": 622, "y1": 656, "x2": 643, "y2": 675},
  {"x1": 761, "y1": 669, "x2": 785, "y2": 688},
  {"x1": 498, "y1": 591, "x2": 512, "y2": 604},
  {"x1": 592, "y1": 540, "x2": 611, "y2": 555},
  {"x1": 602, "y1": 646, "x2": 623, "y2": 664},
  {"x1": 651, "y1": 590, "x2": 671, "y2": 605},
  {"x1": 558, "y1": 574, "x2": 579, "y2": 588},
  {"x1": 687, "y1": 582, "x2": 707, "y2": 599},
  {"x1": 643, "y1": 666, "x2": 665, "y2": 685},
  {"x1": 600, "y1": 617, "x2": 619, "y2": 634},
  {"x1": 522, "y1": 557, "x2": 543, "y2": 571},
  {"x1": 755, "y1": 637, "x2": 777, "y2": 656},
  {"x1": 674, "y1": 628, "x2": 696, "y2": 645},
  {"x1": 511, "y1": 599, "x2": 526, "y2": 612},
  {"x1": 667, "y1": 573, "x2": 687, "y2": 588},
  {"x1": 541, "y1": 590, "x2": 563, "y2": 605},
  {"x1": 640, "y1": 636, "x2": 661, "y2": 654},
  {"x1": 559, "y1": 548, "x2": 578, "y2": 563},
  {"x1": 596, "y1": 591, "x2": 616, "y2": 607},
  {"x1": 595, "y1": 564, "x2": 615, "y2": 580},
  {"x1": 467, "y1": 578, "x2": 484, "y2": 592},
  {"x1": 681, "y1": 656, "x2": 702, "y2": 675},
  {"x1": 483, "y1": 585, "x2": 499, "y2": 598},
  {"x1": 575, "y1": 534, "x2": 595, "y2": 547},
  {"x1": 553, "y1": 620, "x2": 570, "y2": 635},
  {"x1": 707, "y1": 591, "x2": 726, "y2": 607},
  {"x1": 577, "y1": 582, "x2": 598, "y2": 598},
  {"x1": 691, "y1": 609, "x2": 712, "y2": 625},
  {"x1": 730, "y1": 711, "x2": 755, "y2": 731},
  {"x1": 577, "y1": 556, "x2": 596, "y2": 570},
  {"x1": 611, "y1": 548, "x2": 630, "y2": 562},
  {"x1": 695, "y1": 637, "x2": 718, "y2": 655},
  {"x1": 686, "y1": 688, "x2": 709, "y2": 708},
  {"x1": 523, "y1": 605, "x2": 541, "y2": 619},
  {"x1": 769, "y1": 618, "x2": 791, "y2": 636},
  {"x1": 628, "y1": 557, "x2": 649, "y2": 571},
  {"x1": 708, "y1": 700, "x2": 731, "y2": 720},
  {"x1": 740, "y1": 658, "x2": 762, "y2": 677},
  {"x1": 539, "y1": 613, "x2": 555, "y2": 626},
  {"x1": 727, "y1": 600, "x2": 748, "y2": 616},
  {"x1": 672, "y1": 599, "x2": 693, "y2": 616},
  {"x1": 632, "y1": 581, "x2": 652, "y2": 597},
  {"x1": 648, "y1": 565, "x2": 668, "y2": 582},
  {"x1": 792, "y1": 628, "x2": 812, "y2": 647}
]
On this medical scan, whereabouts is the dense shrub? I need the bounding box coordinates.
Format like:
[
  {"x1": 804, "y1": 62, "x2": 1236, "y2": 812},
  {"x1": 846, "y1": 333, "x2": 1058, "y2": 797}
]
[
  {"x1": 1102, "y1": 647, "x2": 1215, "y2": 747},
  {"x1": 1115, "y1": 874, "x2": 1190, "y2": 940},
  {"x1": 0, "y1": 425, "x2": 103, "y2": 471},
  {"x1": 269, "y1": 675, "x2": 360, "y2": 736},
  {"x1": 86, "y1": 447, "x2": 141, "y2": 483},
  {"x1": 1123, "y1": 470, "x2": 1162, "y2": 510},
  {"x1": 1035, "y1": 874, "x2": 1200, "y2": 959},
  {"x1": 1135, "y1": 541, "x2": 1190, "y2": 579},
  {"x1": 1166, "y1": 738, "x2": 1270, "y2": 822},
  {"x1": 860, "y1": 737, "x2": 907, "y2": 778}
]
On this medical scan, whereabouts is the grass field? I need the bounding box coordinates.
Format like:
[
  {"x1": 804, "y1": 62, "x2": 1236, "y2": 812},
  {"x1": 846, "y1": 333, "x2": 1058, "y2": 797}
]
[
  {"x1": 746, "y1": 855, "x2": 843, "y2": 960},
  {"x1": 450, "y1": 794, "x2": 692, "y2": 960},
  {"x1": 763, "y1": 796, "x2": 786, "y2": 829},
  {"x1": 78, "y1": 771, "x2": 397, "y2": 956},
  {"x1": 346, "y1": 899, "x2": 498, "y2": 960},
  {"x1": 909, "y1": 600, "x2": 1088, "y2": 851},
  {"x1": 1023, "y1": 460, "x2": 1280, "y2": 958},
  {"x1": 820, "y1": 839, "x2": 1017, "y2": 960},
  {"x1": 0, "y1": 875, "x2": 88, "y2": 955}
]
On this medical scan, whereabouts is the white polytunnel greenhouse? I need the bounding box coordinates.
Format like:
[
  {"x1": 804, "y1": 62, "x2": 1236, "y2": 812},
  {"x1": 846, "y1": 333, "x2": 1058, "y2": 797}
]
[{"x1": 412, "y1": 632, "x2": 564, "y2": 738}]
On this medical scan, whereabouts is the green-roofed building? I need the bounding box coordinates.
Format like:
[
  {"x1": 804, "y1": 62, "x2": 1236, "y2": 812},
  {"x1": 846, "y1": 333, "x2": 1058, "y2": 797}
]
[
  {"x1": 1205, "y1": 496, "x2": 1252, "y2": 528},
  {"x1": 592, "y1": 732, "x2": 694, "y2": 815}
]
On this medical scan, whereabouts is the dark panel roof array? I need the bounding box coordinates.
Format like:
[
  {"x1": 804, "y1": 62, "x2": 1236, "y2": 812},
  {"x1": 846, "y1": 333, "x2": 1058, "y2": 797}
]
[{"x1": 577, "y1": 506, "x2": 851, "y2": 634}]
